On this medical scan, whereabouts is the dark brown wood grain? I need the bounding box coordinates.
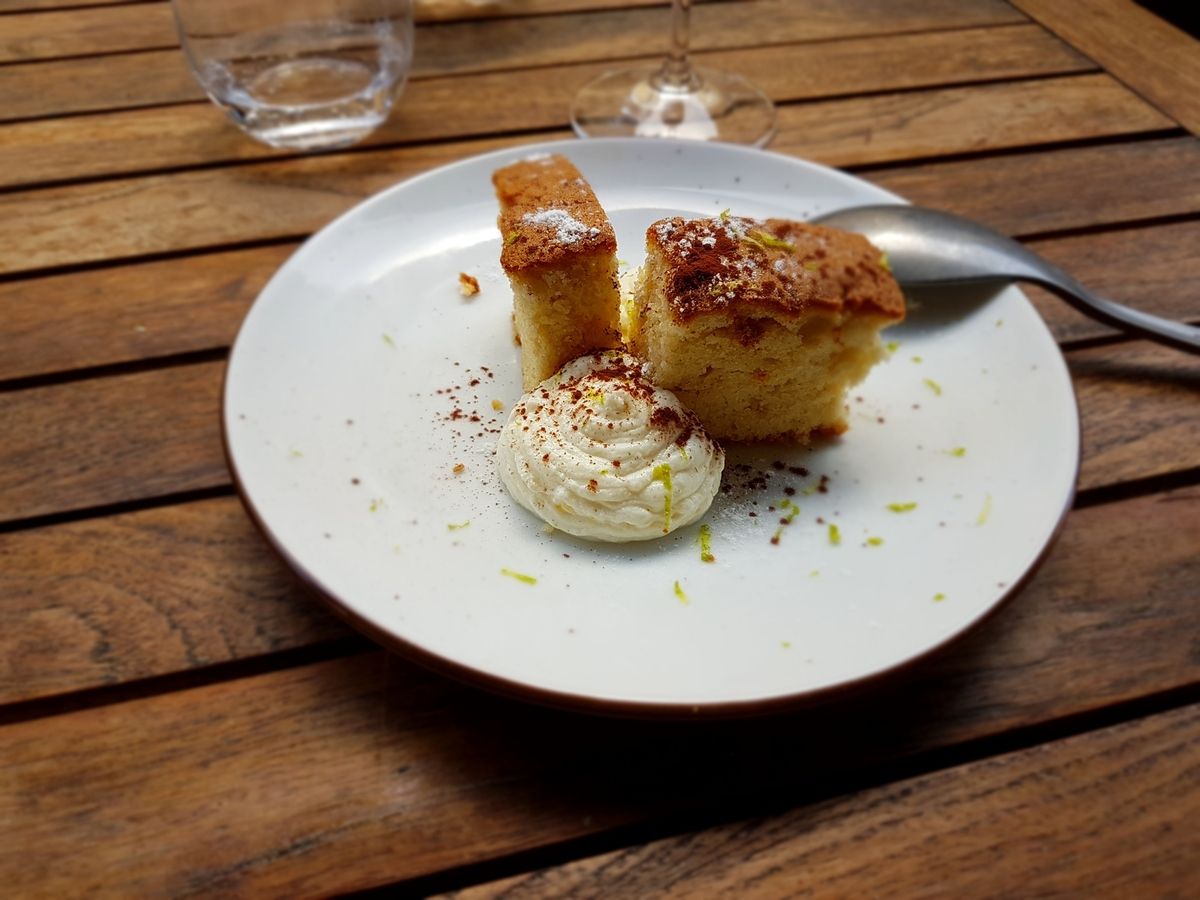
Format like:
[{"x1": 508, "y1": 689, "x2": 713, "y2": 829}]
[
  {"x1": 767, "y1": 72, "x2": 1169, "y2": 167},
  {"x1": 0, "y1": 4, "x2": 174, "y2": 63},
  {"x1": 1070, "y1": 341, "x2": 1200, "y2": 490},
  {"x1": 871, "y1": 136, "x2": 1200, "y2": 237},
  {"x1": 0, "y1": 486, "x2": 1195, "y2": 895},
  {"x1": 1021, "y1": 219, "x2": 1200, "y2": 344},
  {"x1": 0, "y1": 496, "x2": 349, "y2": 704},
  {"x1": 0, "y1": 24, "x2": 1092, "y2": 189},
  {"x1": 456, "y1": 704, "x2": 1200, "y2": 898},
  {"x1": 0, "y1": 0, "x2": 125, "y2": 10},
  {"x1": 0, "y1": 0, "x2": 695, "y2": 64},
  {"x1": 0, "y1": 362, "x2": 228, "y2": 522},
  {"x1": 1012, "y1": 0, "x2": 1200, "y2": 135},
  {"x1": 0, "y1": 0, "x2": 1025, "y2": 121},
  {"x1": 0, "y1": 75, "x2": 1169, "y2": 275},
  {"x1": 0, "y1": 243, "x2": 293, "y2": 381}
]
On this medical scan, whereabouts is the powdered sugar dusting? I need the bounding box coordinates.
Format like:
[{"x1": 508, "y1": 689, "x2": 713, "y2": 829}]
[{"x1": 523, "y1": 208, "x2": 601, "y2": 245}]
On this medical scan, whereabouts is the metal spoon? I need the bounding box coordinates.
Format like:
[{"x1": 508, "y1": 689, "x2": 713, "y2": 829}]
[{"x1": 812, "y1": 205, "x2": 1200, "y2": 354}]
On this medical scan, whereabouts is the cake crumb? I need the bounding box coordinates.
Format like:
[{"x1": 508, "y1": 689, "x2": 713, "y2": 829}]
[
  {"x1": 458, "y1": 272, "x2": 480, "y2": 296},
  {"x1": 452, "y1": 463, "x2": 466, "y2": 475}
]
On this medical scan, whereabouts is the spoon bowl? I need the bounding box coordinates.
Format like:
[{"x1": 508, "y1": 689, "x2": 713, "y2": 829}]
[{"x1": 813, "y1": 205, "x2": 1199, "y2": 354}]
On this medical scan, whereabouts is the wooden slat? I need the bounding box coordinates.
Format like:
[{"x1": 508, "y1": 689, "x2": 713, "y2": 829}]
[
  {"x1": 0, "y1": 0, "x2": 132, "y2": 11},
  {"x1": 0, "y1": 362, "x2": 228, "y2": 522},
  {"x1": 1021, "y1": 219, "x2": 1200, "y2": 345},
  {"x1": 0, "y1": 0, "x2": 1022, "y2": 68},
  {"x1": 871, "y1": 136, "x2": 1200, "y2": 236},
  {"x1": 1070, "y1": 341, "x2": 1200, "y2": 490},
  {"x1": 0, "y1": 4, "x2": 173, "y2": 63},
  {"x1": 1, "y1": 338, "x2": 1195, "y2": 524},
  {"x1": 0, "y1": 0, "x2": 681, "y2": 20},
  {"x1": 0, "y1": 24, "x2": 1093, "y2": 189},
  {"x1": 769, "y1": 72, "x2": 1169, "y2": 167},
  {"x1": 0, "y1": 497, "x2": 349, "y2": 704},
  {"x1": 0, "y1": 485, "x2": 1196, "y2": 895},
  {"x1": 1012, "y1": 0, "x2": 1200, "y2": 135},
  {"x1": 0, "y1": 0, "x2": 693, "y2": 64},
  {"x1": 0, "y1": 75, "x2": 1169, "y2": 276},
  {"x1": 0, "y1": 244, "x2": 292, "y2": 381},
  {"x1": 0, "y1": 0, "x2": 1025, "y2": 120},
  {"x1": 460, "y1": 704, "x2": 1200, "y2": 898},
  {"x1": 5, "y1": 214, "x2": 1197, "y2": 385},
  {"x1": 413, "y1": 0, "x2": 712, "y2": 23},
  {"x1": 0, "y1": 49, "x2": 195, "y2": 121}
]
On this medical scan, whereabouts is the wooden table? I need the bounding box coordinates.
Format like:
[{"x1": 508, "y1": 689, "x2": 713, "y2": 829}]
[{"x1": 2, "y1": 0, "x2": 1198, "y2": 895}]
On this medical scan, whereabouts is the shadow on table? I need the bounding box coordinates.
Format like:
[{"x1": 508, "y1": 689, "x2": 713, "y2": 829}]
[{"x1": 367, "y1": 583, "x2": 1045, "y2": 873}]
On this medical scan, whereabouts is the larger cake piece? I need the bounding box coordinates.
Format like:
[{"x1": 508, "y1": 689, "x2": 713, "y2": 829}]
[
  {"x1": 493, "y1": 154, "x2": 622, "y2": 390},
  {"x1": 626, "y1": 214, "x2": 905, "y2": 442}
]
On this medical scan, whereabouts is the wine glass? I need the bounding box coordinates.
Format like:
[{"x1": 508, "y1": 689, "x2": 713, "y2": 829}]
[{"x1": 570, "y1": 0, "x2": 775, "y2": 146}]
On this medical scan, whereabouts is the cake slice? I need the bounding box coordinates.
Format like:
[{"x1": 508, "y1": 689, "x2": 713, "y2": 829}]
[
  {"x1": 493, "y1": 154, "x2": 622, "y2": 390},
  {"x1": 627, "y1": 214, "x2": 904, "y2": 442}
]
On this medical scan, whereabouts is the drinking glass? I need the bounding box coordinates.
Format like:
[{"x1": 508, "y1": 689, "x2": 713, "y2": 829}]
[
  {"x1": 570, "y1": 0, "x2": 775, "y2": 146},
  {"x1": 171, "y1": 0, "x2": 414, "y2": 151}
]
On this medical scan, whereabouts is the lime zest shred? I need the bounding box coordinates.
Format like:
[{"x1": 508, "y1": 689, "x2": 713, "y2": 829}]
[
  {"x1": 621, "y1": 295, "x2": 641, "y2": 338},
  {"x1": 946, "y1": 447, "x2": 967, "y2": 457},
  {"x1": 886, "y1": 340, "x2": 900, "y2": 354},
  {"x1": 933, "y1": 592, "x2": 946, "y2": 602},
  {"x1": 810, "y1": 570, "x2": 820, "y2": 577},
  {"x1": 887, "y1": 502, "x2": 917, "y2": 513},
  {"x1": 771, "y1": 499, "x2": 801, "y2": 545},
  {"x1": 995, "y1": 318, "x2": 1004, "y2": 327},
  {"x1": 924, "y1": 377, "x2": 943, "y2": 396},
  {"x1": 599, "y1": 469, "x2": 609, "y2": 477},
  {"x1": 491, "y1": 399, "x2": 505, "y2": 412},
  {"x1": 709, "y1": 278, "x2": 742, "y2": 296},
  {"x1": 369, "y1": 498, "x2": 383, "y2": 513},
  {"x1": 616, "y1": 258, "x2": 629, "y2": 267},
  {"x1": 501, "y1": 568, "x2": 537, "y2": 585},
  {"x1": 381, "y1": 333, "x2": 396, "y2": 348},
  {"x1": 652, "y1": 463, "x2": 673, "y2": 534},
  {"x1": 289, "y1": 449, "x2": 303, "y2": 458},
  {"x1": 505, "y1": 231, "x2": 520, "y2": 246},
  {"x1": 447, "y1": 521, "x2": 470, "y2": 531},
  {"x1": 674, "y1": 579, "x2": 689, "y2": 604},
  {"x1": 781, "y1": 640, "x2": 792, "y2": 649},
  {"x1": 742, "y1": 229, "x2": 795, "y2": 252},
  {"x1": 911, "y1": 355, "x2": 923, "y2": 363},
  {"x1": 828, "y1": 523, "x2": 841, "y2": 546},
  {"x1": 803, "y1": 260, "x2": 820, "y2": 272},
  {"x1": 698, "y1": 524, "x2": 715, "y2": 563},
  {"x1": 879, "y1": 251, "x2": 892, "y2": 272},
  {"x1": 866, "y1": 537, "x2": 884, "y2": 547},
  {"x1": 977, "y1": 492, "x2": 993, "y2": 525},
  {"x1": 586, "y1": 388, "x2": 605, "y2": 406},
  {"x1": 718, "y1": 208, "x2": 731, "y2": 222}
]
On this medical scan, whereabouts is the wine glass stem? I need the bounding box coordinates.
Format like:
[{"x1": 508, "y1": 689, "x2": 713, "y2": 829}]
[{"x1": 659, "y1": 0, "x2": 696, "y2": 88}]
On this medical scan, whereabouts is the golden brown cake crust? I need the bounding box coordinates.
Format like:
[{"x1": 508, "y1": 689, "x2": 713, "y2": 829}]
[
  {"x1": 494, "y1": 154, "x2": 617, "y2": 272},
  {"x1": 646, "y1": 215, "x2": 905, "y2": 323}
]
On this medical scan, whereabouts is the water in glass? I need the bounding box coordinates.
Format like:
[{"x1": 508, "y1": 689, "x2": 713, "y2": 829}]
[{"x1": 173, "y1": 1, "x2": 413, "y2": 151}]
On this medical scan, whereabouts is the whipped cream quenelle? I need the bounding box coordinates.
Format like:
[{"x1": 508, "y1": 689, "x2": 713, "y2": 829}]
[{"x1": 497, "y1": 352, "x2": 725, "y2": 541}]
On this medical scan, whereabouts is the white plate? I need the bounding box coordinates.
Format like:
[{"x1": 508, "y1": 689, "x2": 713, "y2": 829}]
[{"x1": 223, "y1": 138, "x2": 1079, "y2": 716}]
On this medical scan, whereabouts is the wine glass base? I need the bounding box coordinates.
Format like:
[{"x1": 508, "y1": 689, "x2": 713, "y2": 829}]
[{"x1": 571, "y1": 63, "x2": 776, "y2": 147}]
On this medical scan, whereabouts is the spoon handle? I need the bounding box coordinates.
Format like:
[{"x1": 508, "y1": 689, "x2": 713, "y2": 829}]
[{"x1": 1030, "y1": 264, "x2": 1200, "y2": 354}]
